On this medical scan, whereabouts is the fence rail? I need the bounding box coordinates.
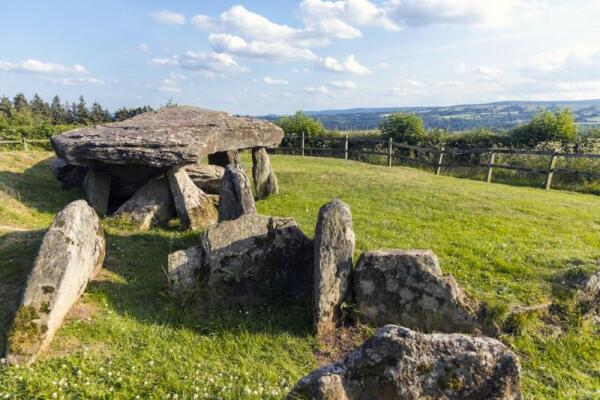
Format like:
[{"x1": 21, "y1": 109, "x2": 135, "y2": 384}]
[
  {"x1": 273, "y1": 133, "x2": 600, "y2": 191},
  {"x1": 0, "y1": 138, "x2": 52, "y2": 150}
]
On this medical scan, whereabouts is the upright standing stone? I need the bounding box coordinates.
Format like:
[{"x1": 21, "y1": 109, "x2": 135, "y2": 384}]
[
  {"x1": 114, "y1": 175, "x2": 175, "y2": 230},
  {"x1": 167, "y1": 246, "x2": 203, "y2": 297},
  {"x1": 288, "y1": 325, "x2": 522, "y2": 400},
  {"x1": 252, "y1": 147, "x2": 279, "y2": 199},
  {"x1": 83, "y1": 168, "x2": 111, "y2": 216},
  {"x1": 354, "y1": 250, "x2": 480, "y2": 333},
  {"x1": 6, "y1": 200, "x2": 106, "y2": 365},
  {"x1": 218, "y1": 164, "x2": 256, "y2": 222},
  {"x1": 208, "y1": 150, "x2": 241, "y2": 168},
  {"x1": 168, "y1": 167, "x2": 218, "y2": 230},
  {"x1": 313, "y1": 199, "x2": 355, "y2": 337}
]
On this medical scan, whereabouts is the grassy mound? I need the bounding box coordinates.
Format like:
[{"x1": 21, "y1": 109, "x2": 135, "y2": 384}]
[{"x1": 0, "y1": 151, "x2": 599, "y2": 399}]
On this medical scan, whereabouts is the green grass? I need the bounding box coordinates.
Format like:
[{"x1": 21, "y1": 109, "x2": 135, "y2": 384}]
[{"x1": 0, "y1": 151, "x2": 599, "y2": 399}]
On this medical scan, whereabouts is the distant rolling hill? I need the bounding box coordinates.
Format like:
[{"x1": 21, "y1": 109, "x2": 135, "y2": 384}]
[{"x1": 261, "y1": 99, "x2": 600, "y2": 132}]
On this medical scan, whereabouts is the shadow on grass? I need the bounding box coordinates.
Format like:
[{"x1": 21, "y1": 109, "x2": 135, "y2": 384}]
[
  {"x1": 87, "y1": 229, "x2": 313, "y2": 338},
  {"x1": 0, "y1": 229, "x2": 44, "y2": 355},
  {"x1": 0, "y1": 157, "x2": 80, "y2": 215}
]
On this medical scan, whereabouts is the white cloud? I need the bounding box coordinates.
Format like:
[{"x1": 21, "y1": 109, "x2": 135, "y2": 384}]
[
  {"x1": 263, "y1": 76, "x2": 289, "y2": 85},
  {"x1": 525, "y1": 47, "x2": 600, "y2": 81},
  {"x1": 209, "y1": 33, "x2": 317, "y2": 61},
  {"x1": 220, "y1": 5, "x2": 300, "y2": 42},
  {"x1": 0, "y1": 59, "x2": 87, "y2": 74},
  {"x1": 318, "y1": 54, "x2": 371, "y2": 74},
  {"x1": 474, "y1": 66, "x2": 502, "y2": 77},
  {"x1": 329, "y1": 80, "x2": 358, "y2": 89},
  {"x1": 158, "y1": 72, "x2": 186, "y2": 93},
  {"x1": 151, "y1": 58, "x2": 174, "y2": 66},
  {"x1": 378, "y1": 61, "x2": 391, "y2": 69},
  {"x1": 383, "y1": 0, "x2": 528, "y2": 28},
  {"x1": 140, "y1": 43, "x2": 151, "y2": 53},
  {"x1": 190, "y1": 14, "x2": 215, "y2": 30},
  {"x1": 150, "y1": 10, "x2": 186, "y2": 25},
  {"x1": 51, "y1": 77, "x2": 104, "y2": 86},
  {"x1": 305, "y1": 85, "x2": 331, "y2": 94},
  {"x1": 151, "y1": 51, "x2": 246, "y2": 77}
]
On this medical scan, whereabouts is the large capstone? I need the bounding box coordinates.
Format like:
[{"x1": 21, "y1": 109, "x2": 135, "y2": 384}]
[
  {"x1": 313, "y1": 199, "x2": 355, "y2": 337},
  {"x1": 184, "y1": 164, "x2": 224, "y2": 194},
  {"x1": 113, "y1": 175, "x2": 175, "y2": 230},
  {"x1": 167, "y1": 246, "x2": 202, "y2": 298},
  {"x1": 82, "y1": 168, "x2": 111, "y2": 217},
  {"x1": 218, "y1": 164, "x2": 256, "y2": 222},
  {"x1": 200, "y1": 214, "x2": 313, "y2": 305},
  {"x1": 5, "y1": 200, "x2": 106, "y2": 365},
  {"x1": 252, "y1": 147, "x2": 279, "y2": 199},
  {"x1": 288, "y1": 325, "x2": 522, "y2": 400},
  {"x1": 168, "y1": 167, "x2": 218, "y2": 230},
  {"x1": 354, "y1": 250, "x2": 480, "y2": 333},
  {"x1": 51, "y1": 106, "x2": 283, "y2": 168}
]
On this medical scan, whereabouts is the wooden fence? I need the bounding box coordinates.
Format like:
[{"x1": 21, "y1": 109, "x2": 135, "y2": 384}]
[
  {"x1": 272, "y1": 133, "x2": 600, "y2": 191},
  {"x1": 0, "y1": 138, "x2": 51, "y2": 150}
]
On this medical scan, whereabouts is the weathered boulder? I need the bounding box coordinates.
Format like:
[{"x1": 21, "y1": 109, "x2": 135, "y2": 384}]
[
  {"x1": 167, "y1": 246, "x2": 202, "y2": 297},
  {"x1": 208, "y1": 150, "x2": 242, "y2": 168},
  {"x1": 288, "y1": 325, "x2": 522, "y2": 400},
  {"x1": 184, "y1": 164, "x2": 224, "y2": 194},
  {"x1": 5, "y1": 200, "x2": 106, "y2": 365},
  {"x1": 113, "y1": 175, "x2": 175, "y2": 230},
  {"x1": 354, "y1": 250, "x2": 480, "y2": 333},
  {"x1": 218, "y1": 164, "x2": 256, "y2": 222},
  {"x1": 82, "y1": 168, "x2": 111, "y2": 217},
  {"x1": 576, "y1": 271, "x2": 600, "y2": 323},
  {"x1": 168, "y1": 167, "x2": 218, "y2": 230},
  {"x1": 51, "y1": 106, "x2": 283, "y2": 168},
  {"x1": 200, "y1": 214, "x2": 313, "y2": 305},
  {"x1": 313, "y1": 199, "x2": 355, "y2": 337},
  {"x1": 252, "y1": 147, "x2": 279, "y2": 199}
]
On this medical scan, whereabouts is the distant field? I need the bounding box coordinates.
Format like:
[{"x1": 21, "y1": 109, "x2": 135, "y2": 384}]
[{"x1": 0, "y1": 151, "x2": 599, "y2": 399}]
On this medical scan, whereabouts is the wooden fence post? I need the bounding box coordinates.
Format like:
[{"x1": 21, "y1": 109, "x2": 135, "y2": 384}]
[
  {"x1": 22, "y1": 138, "x2": 28, "y2": 151},
  {"x1": 344, "y1": 134, "x2": 349, "y2": 160},
  {"x1": 301, "y1": 132, "x2": 305, "y2": 157},
  {"x1": 486, "y1": 145, "x2": 496, "y2": 183},
  {"x1": 435, "y1": 146, "x2": 445, "y2": 175},
  {"x1": 545, "y1": 149, "x2": 559, "y2": 190},
  {"x1": 387, "y1": 137, "x2": 393, "y2": 167}
]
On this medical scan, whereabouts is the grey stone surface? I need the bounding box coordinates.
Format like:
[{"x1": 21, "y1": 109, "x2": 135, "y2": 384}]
[
  {"x1": 200, "y1": 214, "x2": 313, "y2": 305},
  {"x1": 184, "y1": 164, "x2": 224, "y2": 194},
  {"x1": 288, "y1": 324, "x2": 522, "y2": 400},
  {"x1": 83, "y1": 168, "x2": 111, "y2": 217},
  {"x1": 208, "y1": 150, "x2": 242, "y2": 168},
  {"x1": 313, "y1": 199, "x2": 355, "y2": 337},
  {"x1": 5, "y1": 200, "x2": 106, "y2": 365},
  {"x1": 218, "y1": 164, "x2": 256, "y2": 222},
  {"x1": 576, "y1": 271, "x2": 600, "y2": 323},
  {"x1": 167, "y1": 246, "x2": 202, "y2": 297},
  {"x1": 354, "y1": 250, "x2": 480, "y2": 333},
  {"x1": 252, "y1": 147, "x2": 278, "y2": 199},
  {"x1": 51, "y1": 106, "x2": 283, "y2": 168},
  {"x1": 168, "y1": 167, "x2": 218, "y2": 230},
  {"x1": 114, "y1": 175, "x2": 175, "y2": 230}
]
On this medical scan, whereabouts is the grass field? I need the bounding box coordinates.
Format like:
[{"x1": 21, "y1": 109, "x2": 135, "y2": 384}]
[{"x1": 0, "y1": 151, "x2": 599, "y2": 399}]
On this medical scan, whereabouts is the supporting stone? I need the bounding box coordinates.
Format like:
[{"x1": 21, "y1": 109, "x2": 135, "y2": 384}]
[
  {"x1": 5, "y1": 200, "x2": 106, "y2": 365},
  {"x1": 252, "y1": 147, "x2": 279, "y2": 199},
  {"x1": 167, "y1": 167, "x2": 218, "y2": 230},
  {"x1": 167, "y1": 246, "x2": 203, "y2": 297},
  {"x1": 354, "y1": 250, "x2": 480, "y2": 333},
  {"x1": 208, "y1": 150, "x2": 241, "y2": 168},
  {"x1": 114, "y1": 175, "x2": 175, "y2": 230},
  {"x1": 288, "y1": 325, "x2": 522, "y2": 400},
  {"x1": 82, "y1": 168, "x2": 111, "y2": 217},
  {"x1": 184, "y1": 164, "x2": 224, "y2": 194},
  {"x1": 313, "y1": 199, "x2": 355, "y2": 337},
  {"x1": 218, "y1": 164, "x2": 256, "y2": 222}
]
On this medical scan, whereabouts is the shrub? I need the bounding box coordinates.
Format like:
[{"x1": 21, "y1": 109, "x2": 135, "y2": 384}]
[
  {"x1": 275, "y1": 111, "x2": 325, "y2": 137},
  {"x1": 510, "y1": 109, "x2": 578, "y2": 146},
  {"x1": 379, "y1": 112, "x2": 425, "y2": 145}
]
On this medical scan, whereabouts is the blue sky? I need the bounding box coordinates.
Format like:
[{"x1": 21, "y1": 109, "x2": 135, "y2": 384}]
[{"x1": 2, "y1": 0, "x2": 600, "y2": 115}]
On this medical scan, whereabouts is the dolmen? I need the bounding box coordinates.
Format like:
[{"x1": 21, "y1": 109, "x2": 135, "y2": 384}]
[{"x1": 49, "y1": 106, "x2": 282, "y2": 229}]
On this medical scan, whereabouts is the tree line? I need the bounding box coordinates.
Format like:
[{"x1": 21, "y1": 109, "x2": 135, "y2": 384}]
[{"x1": 0, "y1": 93, "x2": 153, "y2": 127}]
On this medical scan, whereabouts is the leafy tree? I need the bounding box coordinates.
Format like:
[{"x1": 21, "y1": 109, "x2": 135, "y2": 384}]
[
  {"x1": 50, "y1": 95, "x2": 67, "y2": 124},
  {"x1": 510, "y1": 109, "x2": 577, "y2": 145},
  {"x1": 0, "y1": 96, "x2": 13, "y2": 118},
  {"x1": 29, "y1": 94, "x2": 50, "y2": 118},
  {"x1": 12, "y1": 93, "x2": 30, "y2": 113},
  {"x1": 379, "y1": 112, "x2": 426, "y2": 144},
  {"x1": 76, "y1": 95, "x2": 89, "y2": 124},
  {"x1": 275, "y1": 111, "x2": 325, "y2": 137}
]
